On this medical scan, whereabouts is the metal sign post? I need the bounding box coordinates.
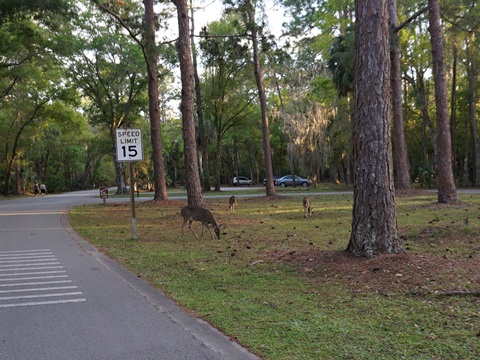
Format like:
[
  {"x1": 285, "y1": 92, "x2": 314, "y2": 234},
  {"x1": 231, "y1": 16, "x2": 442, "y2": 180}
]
[
  {"x1": 129, "y1": 163, "x2": 137, "y2": 240},
  {"x1": 115, "y1": 128, "x2": 143, "y2": 240}
]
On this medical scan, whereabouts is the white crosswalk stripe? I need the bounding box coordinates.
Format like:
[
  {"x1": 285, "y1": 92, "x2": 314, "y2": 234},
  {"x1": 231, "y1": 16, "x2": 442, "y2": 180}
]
[{"x1": 0, "y1": 249, "x2": 86, "y2": 308}]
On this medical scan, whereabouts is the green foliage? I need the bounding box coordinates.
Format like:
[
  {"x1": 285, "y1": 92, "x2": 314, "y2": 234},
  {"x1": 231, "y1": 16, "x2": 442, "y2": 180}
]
[
  {"x1": 0, "y1": 0, "x2": 89, "y2": 195},
  {"x1": 2, "y1": 0, "x2": 480, "y2": 194},
  {"x1": 0, "y1": 0, "x2": 72, "y2": 22},
  {"x1": 199, "y1": 14, "x2": 262, "y2": 183},
  {"x1": 161, "y1": 117, "x2": 184, "y2": 186},
  {"x1": 326, "y1": 31, "x2": 355, "y2": 97},
  {"x1": 68, "y1": 19, "x2": 148, "y2": 130}
]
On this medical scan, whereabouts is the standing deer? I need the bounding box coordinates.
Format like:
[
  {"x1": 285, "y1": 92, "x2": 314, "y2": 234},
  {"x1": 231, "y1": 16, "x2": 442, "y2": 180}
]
[
  {"x1": 229, "y1": 196, "x2": 237, "y2": 213},
  {"x1": 181, "y1": 205, "x2": 220, "y2": 239},
  {"x1": 303, "y1": 197, "x2": 312, "y2": 218}
]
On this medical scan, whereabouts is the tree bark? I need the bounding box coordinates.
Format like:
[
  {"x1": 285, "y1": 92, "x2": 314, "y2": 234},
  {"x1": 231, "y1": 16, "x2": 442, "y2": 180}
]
[
  {"x1": 144, "y1": 0, "x2": 168, "y2": 201},
  {"x1": 113, "y1": 139, "x2": 126, "y2": 194},
  {"x1": 389, "y1": 0, "x2": 411, "y2": 190},
  {"x1": 15, "y1": 162, "x2": 22, "y2": 195},
  {"x1": 427, "y1": 0, "x2": 458, "y2": 203},
  {"x1": 347, "y1": 0, "x2": 403, "y2": 258},
  {"x1": 214, "y1": 132, "x2": 222, "y2": 191},
  {"x1": 466, "y1": 32, "x2": 479, "y2": 186},
  {"x1": 189, "y1": 0, "x2": 211, "y2": 192},
  {"x1": 450, "y1": 45, "x2": 457, "y2": 180},
  {"x1": 247, "y1": 1, "x2": 275, "y2": 196},
  {"x1": 172, "y1": 0, "x2": 203, "y2": 206}
]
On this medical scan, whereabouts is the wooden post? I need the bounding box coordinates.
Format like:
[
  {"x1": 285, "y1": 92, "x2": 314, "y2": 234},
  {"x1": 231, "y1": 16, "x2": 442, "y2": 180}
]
[{"x1": 129, "y1": 163, "x2": 137, "y2": 240}]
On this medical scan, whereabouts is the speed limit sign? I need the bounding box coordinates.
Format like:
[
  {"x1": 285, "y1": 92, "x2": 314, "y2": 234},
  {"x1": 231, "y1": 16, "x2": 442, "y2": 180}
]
[{"x1": 116, "y1": 128, "x2": 143, "y2": 162}]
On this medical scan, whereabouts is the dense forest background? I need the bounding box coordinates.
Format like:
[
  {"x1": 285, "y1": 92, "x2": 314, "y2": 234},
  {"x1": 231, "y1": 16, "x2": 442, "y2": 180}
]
[{"x1": 1, "y1": 0, "x2": 479, "y2": 196}]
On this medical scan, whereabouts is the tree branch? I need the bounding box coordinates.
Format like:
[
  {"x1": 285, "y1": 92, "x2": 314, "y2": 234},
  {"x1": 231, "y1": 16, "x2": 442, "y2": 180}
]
[
  {"x1": 395, "y1": 6, "x2": 428, "y2": 33},
  {"x1": 90, "y1": 0, "x2": 143, "y2": 47},
  {"x1": 1, "y1": 76, "x2": 19, "y2": 99}
]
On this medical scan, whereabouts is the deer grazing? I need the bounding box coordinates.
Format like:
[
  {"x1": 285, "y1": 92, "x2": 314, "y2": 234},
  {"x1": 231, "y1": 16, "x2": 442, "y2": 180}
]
[
  {"x1": 303, "y1": 197, "x2": 312, "y2": 218},
  {"x1": 229, "y1": 196, "x2": 237, "y2": 213},
  {"x1": 181, "y1": 205, "x2": 220, "y2": 239}
]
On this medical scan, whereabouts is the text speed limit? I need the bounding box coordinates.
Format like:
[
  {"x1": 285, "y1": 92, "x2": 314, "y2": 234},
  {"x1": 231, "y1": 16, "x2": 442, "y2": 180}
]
[{"x1": 116, "y1": 128, "x2": 143, "y2": 162}]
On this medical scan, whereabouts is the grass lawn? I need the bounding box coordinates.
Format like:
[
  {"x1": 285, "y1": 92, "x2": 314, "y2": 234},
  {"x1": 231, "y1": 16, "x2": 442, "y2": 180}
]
[{"x1": 69, "y1": 189, "x2": 480, "y2": 359}]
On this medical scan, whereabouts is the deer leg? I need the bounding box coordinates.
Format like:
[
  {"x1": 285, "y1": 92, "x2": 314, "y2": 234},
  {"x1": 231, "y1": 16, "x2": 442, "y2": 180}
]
[
  {"x1": 181, "y1": 218, "x2": 188, "y2": 237},
  {"x1": 199, "y1": 223, "x2": 214, "y2": 239},
  {"x1": 206, "y1": 224, "x2": 214, "y2": 240},
  {"x1": 188, "y1": 220, "x2": 198, "y2": 238}
]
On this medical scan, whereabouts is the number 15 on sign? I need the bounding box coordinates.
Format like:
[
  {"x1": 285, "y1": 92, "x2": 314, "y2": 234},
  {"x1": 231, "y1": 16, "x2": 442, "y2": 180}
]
[{"x1": 116, "y1": 129, "x2": 143, "y2": 162}]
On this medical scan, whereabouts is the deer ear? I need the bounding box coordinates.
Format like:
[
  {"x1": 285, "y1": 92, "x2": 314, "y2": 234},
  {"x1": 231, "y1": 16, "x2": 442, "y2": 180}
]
[{"x1": 218, "y1": 222, "x2": 224, "y2": 229}]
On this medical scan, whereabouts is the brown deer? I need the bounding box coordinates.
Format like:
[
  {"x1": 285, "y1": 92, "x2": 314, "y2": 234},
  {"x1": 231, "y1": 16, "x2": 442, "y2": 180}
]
[
  {"x1": 181, "y1": 205, "x2": 220, "y2": 239},
  {"x1": 303, "y1": 197, "x2": 312, "y2": 218},
  {"x1": 228, "y1": 196, "x2": 237, "y2": 213}
]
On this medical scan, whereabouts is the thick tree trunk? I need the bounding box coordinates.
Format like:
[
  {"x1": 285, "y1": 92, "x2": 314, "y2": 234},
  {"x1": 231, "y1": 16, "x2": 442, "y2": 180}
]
[
  {"x1": 462, "y1": 125, "x2": 469, "y2": 187},
  {"x1": 408, "y1": 71, "x2": 438, "y2": 165},
  {"x1": 450, "y1": 45, "x2": 457, "y2": 180},
  {"x1": 3, "y1": 160, "x2": 13, "y2": 196},
  {"x1": 347, "y1": 0, "x2": 403, "y2": 258},
  {"x1": 114, "y1": 154, "x2": 126, "y2": 194},
  {"x1": 247, "y1": 2, "x2": 275, "y2": 196},
  {"x1": 189, "y1": 1, "x2": 211, "y2": 192},
  {"x1": 389, "y1": 0, "x2": 411, "y2": 190},
  {"x1": 466, "y1": 32, "x2": 479, "y2": 186},
  {"x1": 144, "y1": 0, "x2": 168, "y2": 201},
  {"x1": 111, "y1": 129, "x2": 126, "y2": 194},
  {"x1": 469, "y1": 78, "x2": 479, "y2": 186},
  {"x1": 427, "y1": 0, "x2": 458, "y2": 203},
  {"x1": 172, "y1": 0, "x2": 203, "y2": 206},
  {"x1": 15, "y1": 162, "x2": 22, "y2": 195},
  {"x1": 214, "y1": 133, "x2": 221, "y2": 192}
]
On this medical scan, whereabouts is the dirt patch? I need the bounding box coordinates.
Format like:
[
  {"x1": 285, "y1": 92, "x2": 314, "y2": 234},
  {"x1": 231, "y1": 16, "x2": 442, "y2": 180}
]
[{"x1": 265, "y1": 248, "x2": 479, "y2": 296}]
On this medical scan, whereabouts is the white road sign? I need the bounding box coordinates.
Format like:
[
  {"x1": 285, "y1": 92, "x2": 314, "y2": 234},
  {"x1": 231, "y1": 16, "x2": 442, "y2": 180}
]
[{"x1": 116, "y1": 128, "x2": 143, "y2": 162}]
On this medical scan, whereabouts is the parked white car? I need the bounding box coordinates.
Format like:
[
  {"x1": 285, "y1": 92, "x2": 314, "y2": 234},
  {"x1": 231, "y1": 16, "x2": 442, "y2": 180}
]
[{"x1": 232, "y1": 176, "x2": 252, "y2": 186}]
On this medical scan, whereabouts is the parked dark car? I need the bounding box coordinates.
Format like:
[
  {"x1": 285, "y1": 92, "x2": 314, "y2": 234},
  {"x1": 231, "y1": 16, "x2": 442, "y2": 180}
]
[
  {"x1": 232, "y1": 176, "x2": 252, "y2": 186},
  {"x1": 274, "y1": 175, "x2": 312, "y2": 188}
]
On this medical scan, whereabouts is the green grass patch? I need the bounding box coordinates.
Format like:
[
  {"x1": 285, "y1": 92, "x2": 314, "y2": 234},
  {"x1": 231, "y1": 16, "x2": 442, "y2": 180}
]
[
  {"x1": 109, "y1": 182, "x2": 352, "y2": 198},
  {"x1": 69, "y1": 192, "x2": 480, "y2": 359}
]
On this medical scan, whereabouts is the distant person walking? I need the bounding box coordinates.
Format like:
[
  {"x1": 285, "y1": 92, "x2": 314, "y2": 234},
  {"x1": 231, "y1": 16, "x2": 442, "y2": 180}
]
[
  {"x1": 34, "y1": 182, "x2": 39, "y2": 197},
  {"x1": 40, "y1": 183, "x2": 46, "y2": 197}
]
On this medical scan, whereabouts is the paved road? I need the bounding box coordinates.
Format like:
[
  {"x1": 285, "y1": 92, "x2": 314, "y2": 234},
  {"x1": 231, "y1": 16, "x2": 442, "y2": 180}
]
[{"x1": 0, "y1": 190, "x2": 257, "y2": 360}]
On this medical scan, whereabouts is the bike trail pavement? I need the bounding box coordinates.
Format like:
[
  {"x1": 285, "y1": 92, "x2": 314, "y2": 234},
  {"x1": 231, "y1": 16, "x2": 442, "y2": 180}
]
[{"x1": 0, "y1": 190, "x2": 257, "y2": 360}]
